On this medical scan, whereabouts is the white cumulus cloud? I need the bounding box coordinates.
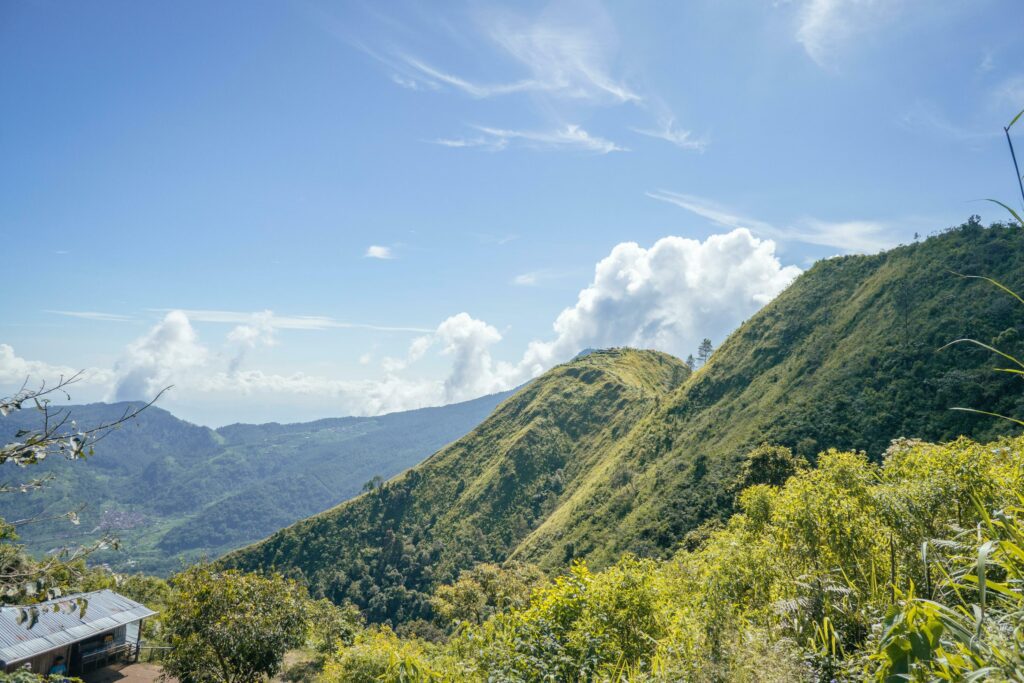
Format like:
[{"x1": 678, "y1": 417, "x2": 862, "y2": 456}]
[
  {"x1": 387, "y1": 230, "x2": 801, "y2": 399},
  {"x1": 226, "y1": 310, "x2": 278, "y2": 373},
  {"x1": 97, "y1": 310, "x2": 511, "y2": 418},
  {"x1": 365, "y1": 245, "x2": 395, "y2": 259},
  {"x1": 112, "y1": 311, "x2": 208, "y2": 401},
  {"x1": 434, "y1": 314, "x2": 507, "y2": 403},
  {"x1": 513, "y1": 230, "x2": 802, "y2": 374},
  {"x1": 0, "y1": 344, "x2": 113, "y2": 389}
]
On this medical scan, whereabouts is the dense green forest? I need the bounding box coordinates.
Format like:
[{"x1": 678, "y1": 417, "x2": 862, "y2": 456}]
[
  {"x1": 222, "y1": 221, "x2": 1024, "y2": 628},
  {"x1": 0, "y1": 390, "x2": 511, "y2": 574}
]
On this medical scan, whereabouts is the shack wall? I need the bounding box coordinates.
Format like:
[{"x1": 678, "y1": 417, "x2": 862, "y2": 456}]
[{"x1": 4, "y1": 645, "x2": 70, "y2": 675}]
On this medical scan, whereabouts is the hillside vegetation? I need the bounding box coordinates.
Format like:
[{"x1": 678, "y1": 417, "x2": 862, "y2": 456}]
[
  {"x1": 525, "y1": 219, "x2": 1024, "y2": 569},
  {"x1": 223, "y1": 222, "x2": 1024, "y2": 626},
  {"x1": 0, "y1": 391, "x2": 511, "y2": 573},
  {"x1": 321, "y1": 434, "x2": 1024, "y2": 682},
  {"x1": 222, "y1": 348, "x2": 689, "y2": 623}
]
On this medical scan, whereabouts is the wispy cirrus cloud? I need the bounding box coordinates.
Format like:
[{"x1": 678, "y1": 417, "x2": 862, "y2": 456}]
[
  {"x1": 472, "y1": 232, "x2": 519, "y2": 246},
  {"x1": 897, "y1": 75, "x2": 1024, "y2": 146},
  {"x1": 46, "y1": 310, "x2": 134, "y2": 322},
  {"x1": 992, "y1": 76, "x2": 1024, "y2": 112},
  {"x1": 792, "y1": 0, "x2": 905, "y2": 68},
  {"x1": 434, "y1": 124, "x2": 625, "y2": 154},
  {"x1": 390, "y1": 73, "x2": 437, "y2": 92},
  {"x1": 429, "y1": 136, "x2": 509, "y2": 151},
  {"x1": 359, "y1": 2, "x2": 710, "y2": 156},
  {"x1": 978, "y1": 49, "x2": 995, "y2": 74},
  {"x1": 899, "y1": 102, "x2": 1001, "y2": 144},
  {"x1": 647, "y1": 190, "x2": 898, "y2": 254},
  {"x1": 393, "y1": 2, "x2": 639, "y2": 105},
  {"x1": 646, "y1": 191, "x2": 775, "y2": 234},
  {"x1": 511, "y1": 268, "x2": 575, "y2": 287},
  {"x1": 483, "y1": 6, "x2": 640, "y2": 104},
  {"x1": 401, "y1": 56, "x2": 540, "y2": 98},
  {"x1": 793, "y1": 219, "x2": 899, "y2": 253},
  {"x1": 631, "y1": 118, "x2": 708, "y2": 151},
  {"x1": 150, "y1": 309, "x2": 431, "y2": 333},
  {"x1": 512, "y1": 272, "x2": 544, "y2": 286}
]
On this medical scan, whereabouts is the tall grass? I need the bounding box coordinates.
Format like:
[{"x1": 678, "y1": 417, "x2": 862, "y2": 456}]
[{"x1": 872, "y1": 108, "x2": 1024, "y2": 682}]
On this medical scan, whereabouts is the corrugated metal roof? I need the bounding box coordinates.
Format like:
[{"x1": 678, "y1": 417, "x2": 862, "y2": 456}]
[{"x1": 0, "y1": 589, "x2": 157, "y2": 665}]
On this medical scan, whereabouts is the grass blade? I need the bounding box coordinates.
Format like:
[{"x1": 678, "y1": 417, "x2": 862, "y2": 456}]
[
  {"x1": 940, "y1": 338, "x2": 1024, "y2": 370},
  {"x1": 984, "y1": 198, "x2": 1024, "y2": 228},
  {"x1": 950, "y1": 407, "x2": 1024, "y2": 427}
]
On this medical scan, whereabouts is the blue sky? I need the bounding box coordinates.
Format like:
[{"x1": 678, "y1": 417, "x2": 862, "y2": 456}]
[{"x1": 2, "y1": 0, "x2": 1022, "y2": 425}]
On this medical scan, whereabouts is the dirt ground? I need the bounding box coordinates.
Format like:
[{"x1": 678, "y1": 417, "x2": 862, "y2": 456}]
[
  {"x1": 273, "y1": 649, "x2": 318, "y2": 682},
  {"x1": 80, "y1": 651, "x2": 313, "y2": 683},
  {"x1": 82, "y1": 662, "x2": 173, "y2": 683}
]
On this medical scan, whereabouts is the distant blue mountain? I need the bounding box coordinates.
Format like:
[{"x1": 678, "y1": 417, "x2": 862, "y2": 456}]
[{"x1": 0, "y1": 391, "x2": 513, "y2": 574}]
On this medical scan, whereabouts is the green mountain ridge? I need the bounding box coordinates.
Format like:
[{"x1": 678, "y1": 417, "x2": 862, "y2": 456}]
[
  {"x1": 0, "y1": 390, "x2": 513, "y2": 574},
  {"x1": 522, "y1": 221, "x2": 1024, "y2": 570},
  {"x1": 223, "y1": 347, "x2": 689, "y2": 622},
  {"x1": 221, "y1": 221, "x2": 1024, "y2": 625}
]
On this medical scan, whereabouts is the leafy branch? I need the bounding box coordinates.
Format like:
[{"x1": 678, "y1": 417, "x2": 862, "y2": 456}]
[
  {"x1": 0, "y1": 374, "x2": 169, "y2": 611},
  {"x1": 0, "y1": 374, "x2": 170, "y2": 468}
]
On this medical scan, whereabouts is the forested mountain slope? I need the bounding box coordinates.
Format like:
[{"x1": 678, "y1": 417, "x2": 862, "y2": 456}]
[
  {"x1": 0, "y1": 391, "x2": 512, "y2": 574},
  {"x1": 222, "y1": 222, "x2": 1024, "y2": 624},
  {"x1": 221, "y1": 349, "x2": 689, "y2": 622},
  {"x1": 519, "y1": 221, "x2": 1024, "y2": 570}
]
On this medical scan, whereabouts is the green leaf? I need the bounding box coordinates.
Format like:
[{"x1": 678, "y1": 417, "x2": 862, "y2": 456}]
[
  {"x1": 950, "y1": 272, "x2": 1024, "y2": 307},
  {"x1": 1008, "y1": 108, "x2": 1024, "y2": 130},
  {"x1": 939, "y1": 338, "x2": 1024, "y2": 371},
  {"x1": 983, "y1": 198, "x2": 1024, "y2": 227},
  {"x1": 950, "y1": 407, "x2": 1024, "y2": 427}
]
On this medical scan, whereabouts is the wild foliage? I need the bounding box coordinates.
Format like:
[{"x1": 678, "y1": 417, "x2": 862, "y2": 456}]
[
  {"x1": 430, "y1": 562, "x2": 545, "y2": 629},
  {"x1": 223, "y1": 222, "x2": 1024, "y2": 627},
  {"x1": 313, "y1": 434, "x2": 1024, "y2": 682},
  {"x1": 160, "y1": 566, "x2": 308, "y2": 683}
]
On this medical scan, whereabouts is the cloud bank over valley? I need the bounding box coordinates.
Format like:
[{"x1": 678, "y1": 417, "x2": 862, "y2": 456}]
[{"x1": 1, "y1": 230, "x2": 801, "y2": 425}]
